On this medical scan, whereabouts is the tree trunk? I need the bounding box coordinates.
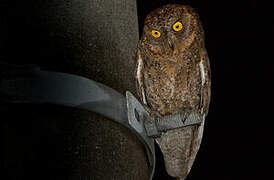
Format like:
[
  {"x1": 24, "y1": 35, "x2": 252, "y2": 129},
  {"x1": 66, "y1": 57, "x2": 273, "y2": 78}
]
[{"x1": 3, "y1": 0, "x2": 149, "y2": 179}]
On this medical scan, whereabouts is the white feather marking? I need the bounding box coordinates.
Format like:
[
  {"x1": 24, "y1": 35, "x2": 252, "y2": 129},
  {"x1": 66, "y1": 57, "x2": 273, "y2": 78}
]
[
  {"x1": 199, "y1": 61, "x2": 205, "y2": 85},
  {"x1": 142, "y1": 89, "x2": 147, "y2": 105},
  {"x1": 137, "y1": 54, "x2": 147, "y2": 105},
  {"x1": 136, "y1": 55, "x2": 142, "y2": 85}
]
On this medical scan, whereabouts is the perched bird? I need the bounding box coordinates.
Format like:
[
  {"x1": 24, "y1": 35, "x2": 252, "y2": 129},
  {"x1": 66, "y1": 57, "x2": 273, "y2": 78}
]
[{"x1": 135, "y1": 4, "x2": 211, "y2": 180}]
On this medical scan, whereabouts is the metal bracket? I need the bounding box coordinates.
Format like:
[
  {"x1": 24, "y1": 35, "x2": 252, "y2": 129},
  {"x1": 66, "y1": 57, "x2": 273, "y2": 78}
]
[{"x1": 126, "y1": 92, "x2": 155, "y2": 178}]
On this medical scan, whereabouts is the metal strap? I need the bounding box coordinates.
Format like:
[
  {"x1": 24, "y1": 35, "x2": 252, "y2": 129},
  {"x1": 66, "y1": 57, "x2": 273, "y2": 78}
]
[
  {"x1": 144, "y1": 111, "x2": 203, "y2": 137},
  {"x1": 0, "y1": 64, "x2": 155, "y2": 180}
]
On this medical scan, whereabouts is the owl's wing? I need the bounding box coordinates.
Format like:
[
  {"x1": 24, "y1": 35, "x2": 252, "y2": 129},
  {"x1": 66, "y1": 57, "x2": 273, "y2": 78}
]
[
  {"x1": 135, "y1": 49, "x2": 148, "y2": 105},
  {"x1": 199, "y1": 48, "x2": 211, "y2": 115}
]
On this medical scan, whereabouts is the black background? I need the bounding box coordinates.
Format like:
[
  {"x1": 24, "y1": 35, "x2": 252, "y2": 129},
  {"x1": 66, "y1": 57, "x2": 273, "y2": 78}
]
[
  {"x1": 2, "y1": 0, "x2": 274, "y2": 179},
  {"x1": 136, "y1": 0, "x2": 273, "y2": 179}
]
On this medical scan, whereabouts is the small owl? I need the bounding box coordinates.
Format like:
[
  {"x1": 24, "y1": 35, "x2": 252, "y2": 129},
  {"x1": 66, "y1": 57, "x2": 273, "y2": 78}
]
[{"x1": 135, "y1": 4, "x2": 211, "y2": 180}]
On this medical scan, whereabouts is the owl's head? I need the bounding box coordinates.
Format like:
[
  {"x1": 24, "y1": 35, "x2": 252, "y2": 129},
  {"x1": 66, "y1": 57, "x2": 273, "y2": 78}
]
[{"x1": 140, "y1": 4, "x2": 204, "y2": 56}]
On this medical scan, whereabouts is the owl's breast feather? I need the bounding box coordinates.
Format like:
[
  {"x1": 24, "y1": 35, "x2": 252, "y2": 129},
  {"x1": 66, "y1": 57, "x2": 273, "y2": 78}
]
[{"x1": 143, "y1": 60, "x2": 199, "y2": 115}]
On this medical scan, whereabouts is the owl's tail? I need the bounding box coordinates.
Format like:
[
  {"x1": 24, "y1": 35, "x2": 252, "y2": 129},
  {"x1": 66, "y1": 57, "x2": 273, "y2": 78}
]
[{"x1": 156, "y1": 120, "x2": 205, "y2": 179}]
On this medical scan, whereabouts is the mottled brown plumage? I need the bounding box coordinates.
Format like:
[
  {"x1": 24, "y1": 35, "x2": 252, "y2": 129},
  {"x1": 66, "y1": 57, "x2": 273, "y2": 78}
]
[{"x1": 135, "y1": 4, "x2": 211, "y2": 179}]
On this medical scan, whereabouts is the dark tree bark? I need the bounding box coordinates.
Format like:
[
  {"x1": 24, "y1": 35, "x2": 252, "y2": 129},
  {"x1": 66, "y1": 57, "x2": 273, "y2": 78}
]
[{"x1": 3, "y1": 0, "x2": 149, "y2": 180}]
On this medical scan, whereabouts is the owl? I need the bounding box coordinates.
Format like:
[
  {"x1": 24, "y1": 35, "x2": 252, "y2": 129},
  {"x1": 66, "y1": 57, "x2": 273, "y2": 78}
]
[{"x1": 135, "y1": 4, "x2": 211, "y2": 180}]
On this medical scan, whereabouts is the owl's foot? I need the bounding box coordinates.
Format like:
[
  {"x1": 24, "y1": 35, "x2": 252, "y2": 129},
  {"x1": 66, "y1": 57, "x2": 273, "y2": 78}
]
[{"x1": 141, "y1": 104, "x2": 162, "y2": 119}]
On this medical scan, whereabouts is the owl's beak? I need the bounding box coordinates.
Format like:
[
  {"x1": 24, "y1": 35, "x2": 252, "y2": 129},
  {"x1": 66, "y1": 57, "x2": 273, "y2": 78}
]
[
  {"x1": 168, "y1": 39, "x2": 174, "y2": 51},
  {"x1": 167, "y1": 34, "x2": 176, "y2": 51}
]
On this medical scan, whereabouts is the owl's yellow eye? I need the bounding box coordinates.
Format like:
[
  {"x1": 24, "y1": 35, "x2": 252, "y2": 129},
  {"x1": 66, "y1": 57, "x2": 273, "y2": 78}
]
[
  {"x1": 151, "y1": 30, "x2": 161, "y2": 38},
  {"x1": 173, "y1": 21, "x2": 183, "y2": 31}
]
